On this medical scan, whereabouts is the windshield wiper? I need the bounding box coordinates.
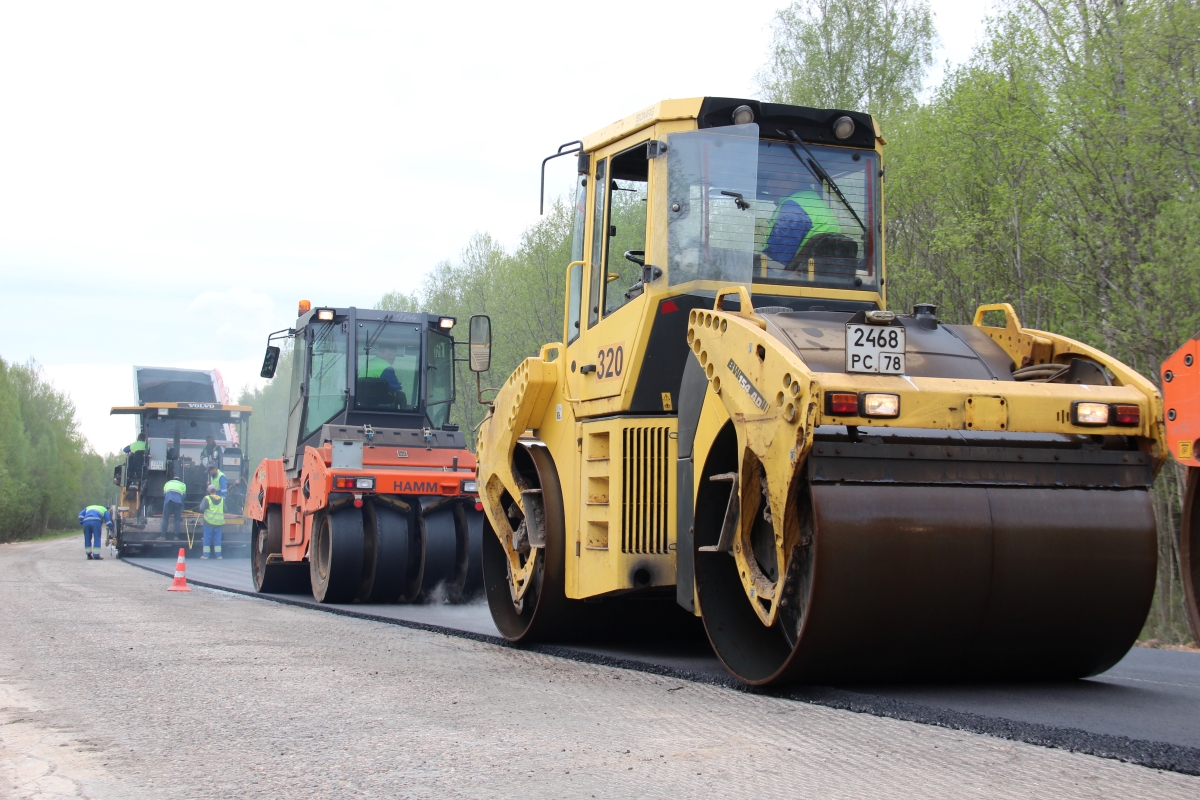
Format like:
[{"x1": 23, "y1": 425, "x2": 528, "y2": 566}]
[{"x1": 785, "y1": 129, "x2": 866, "y2": 233}]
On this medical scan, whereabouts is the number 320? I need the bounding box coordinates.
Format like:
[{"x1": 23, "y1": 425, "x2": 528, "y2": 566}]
[{"x1": 596, "y1": 345, "x2": 624, "y2": 380}]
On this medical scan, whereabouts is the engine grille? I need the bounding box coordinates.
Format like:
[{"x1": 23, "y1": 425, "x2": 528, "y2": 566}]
[{"x1": 621, "y1": 426, "x2": 671, "y2": 554}]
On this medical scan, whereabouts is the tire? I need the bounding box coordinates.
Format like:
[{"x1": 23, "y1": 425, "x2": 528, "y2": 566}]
[
  {"x1": 251, "y1": 506, "x2": 311, "y2": 594},
  {"x1": 419, "y1": 502, "x2": 469, "y2": 603},
  {"x1": 310, "y1": 506, "x2": 365, "y2": 604},
  {"x1": 357, "y1": 501, "x2": 410, "y2": 603}
]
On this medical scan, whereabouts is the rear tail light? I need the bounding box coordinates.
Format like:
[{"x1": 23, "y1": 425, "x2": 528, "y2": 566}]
[
  {"x1": 827, "y1": 393, "x2": 859, "y2": 415},
  {"x1": 1112, "y1": 404, "x2": 1140, "y2": 426},
  {"x1": 1071, "y1": 401, "x2": 1110, "y2": 426},
  {"x1": 333, "y1": 476, "x2": 375, "y2": 490},
  {"x1": 861, "y1": 393, "x2": 900, "y2": 418}
]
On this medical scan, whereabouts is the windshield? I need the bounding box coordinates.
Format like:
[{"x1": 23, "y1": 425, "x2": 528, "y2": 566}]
[
  {"x1": 355, "y1": 320, "x2": 422, "y2": 412},
  {"x1": 753, "y1": 140, "x2": 880, "y2": 291}
]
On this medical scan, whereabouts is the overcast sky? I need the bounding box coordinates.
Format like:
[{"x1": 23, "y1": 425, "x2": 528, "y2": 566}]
[{"x1": 0, "y1": 0, "x2": 991, "y2": 454}]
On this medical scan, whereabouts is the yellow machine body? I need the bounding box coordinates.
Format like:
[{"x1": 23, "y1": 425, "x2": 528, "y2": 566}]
[{"x1": 475, "y1": 98, "x2": 1165, "y2": 684}]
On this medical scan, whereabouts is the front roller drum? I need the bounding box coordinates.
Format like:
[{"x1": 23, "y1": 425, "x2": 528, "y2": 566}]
[
  {"x1": 696, "y1": 481, "x2": 1158, "y2": 685},
  {"x1": 310, "y1": 506, "x2": 365, "y2": 604}
]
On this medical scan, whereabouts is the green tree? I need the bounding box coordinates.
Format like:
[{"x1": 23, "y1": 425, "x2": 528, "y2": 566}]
[{"x1": 759, "y1": 0, "x2": 938, "y2": 118}]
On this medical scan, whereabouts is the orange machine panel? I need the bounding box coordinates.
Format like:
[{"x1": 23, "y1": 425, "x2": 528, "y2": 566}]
[
  {"x1": 1162, "y1": 334, "x2": 1200, "y2": 467},
  {"x1": 245, "y1": 458, "x2": 287, "y2": 521}
]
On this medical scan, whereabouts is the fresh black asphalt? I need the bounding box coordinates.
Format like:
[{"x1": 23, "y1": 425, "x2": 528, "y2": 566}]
[{"x1": 125, "y1": 554, "x2": 1200, "y2": 776}]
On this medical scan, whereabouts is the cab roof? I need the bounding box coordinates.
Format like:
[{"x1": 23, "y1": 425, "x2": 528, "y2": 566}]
[{"x1": 581, "y1": 97, "x2": 880, "y2": 153}]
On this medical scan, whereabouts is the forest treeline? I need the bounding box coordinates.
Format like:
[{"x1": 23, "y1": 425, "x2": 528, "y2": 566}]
[{"x1": 0, "y1": 357, "x2": 118, "y2": 542}]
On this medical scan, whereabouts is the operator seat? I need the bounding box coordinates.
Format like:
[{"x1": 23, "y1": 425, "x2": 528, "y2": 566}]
[{"x1": 787, "y1": 233, "x2": 859, "y2": 279}]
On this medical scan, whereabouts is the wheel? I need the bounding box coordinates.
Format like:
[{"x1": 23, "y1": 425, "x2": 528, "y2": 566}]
[
  {"x1": 1181, "y1": 467, "x2": 1200, "y2": 642},
  {"x1": 482, "y1": 443, "x2": 580, "y2": 641},
  {"x1": 357, "y1": 501, "x2": 410, "y2": 603},
  {"x1": 310, "y1": 505, "x2": 365, "y2": 603},
  {"x1": 251, "y1": 507, "x2": 311, "y2": 593},
  {"x1": 418, "y1": 501, "x2": 470, "y2": 603}
]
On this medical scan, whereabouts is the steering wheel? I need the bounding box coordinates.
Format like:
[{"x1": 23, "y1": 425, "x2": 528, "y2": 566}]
[{"x1": 624, "y1": 250, "x2": 645, "y2": 266}]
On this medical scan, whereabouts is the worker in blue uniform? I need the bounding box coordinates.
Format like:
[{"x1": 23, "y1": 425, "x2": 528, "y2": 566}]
[
  {"x1": 122, "y1": 433, "x2": 147, "y2": 454},
  {"x1": 78, "y1": 504, "x2": 112, "y2": 560}
]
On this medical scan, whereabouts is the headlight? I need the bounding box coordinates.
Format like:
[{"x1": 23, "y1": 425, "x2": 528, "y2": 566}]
[
  {"x1": 316, "y1": 308, "x2": 335, "y2": 321},
  {"x1": 461, "y1": 479, "x2": 477, "y2": 494},
  {"x1": 832, "y1": 116, "x2": 855, "y2": 139},
  {"x1": 861, "y1": 393, "x2": 900, "y2": 418},
  {"x1": 1072, "y1": 401, "x2": 1110, "y2": 426}
]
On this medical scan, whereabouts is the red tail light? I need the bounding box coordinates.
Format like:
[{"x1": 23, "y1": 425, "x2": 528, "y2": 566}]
[
  {"x1": 827, "y1": 393, "x2": 859, "y2": 415},
  {"x1": 1113, "y1": 405, "x2": 1140, "y2": 426}
]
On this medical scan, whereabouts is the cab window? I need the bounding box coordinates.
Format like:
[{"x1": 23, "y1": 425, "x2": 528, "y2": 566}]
[
  {"x1": 603, "y1": 144, "x2": 649, "y2": 315},
  {"x1": 567, "y1": 175, "x2": 586, "y2": 345},
  {"x1": 425, "y1": 329, "x2": 454, "y2": 428},
  {"x1": 302, "y1": 321, "x2": 348, "y2": 440},
  {"x1": 588, "y1": 158, "x2": 607, "y2": 328}
]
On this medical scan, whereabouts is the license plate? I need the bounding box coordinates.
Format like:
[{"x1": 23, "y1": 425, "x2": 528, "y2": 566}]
[{"x1": 845, "y1": 324, "x2": 906, "y2": 374}]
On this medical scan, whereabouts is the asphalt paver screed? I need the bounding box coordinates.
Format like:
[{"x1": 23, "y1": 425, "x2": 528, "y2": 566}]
[{"x1": 1, "y1": 538, "x2": 1197, "y2": 800}]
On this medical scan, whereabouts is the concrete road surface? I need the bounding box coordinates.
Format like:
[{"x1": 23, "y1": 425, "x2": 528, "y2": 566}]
[{"x1": 2, "y1": 538, "x2": 1198, "y2": 799}]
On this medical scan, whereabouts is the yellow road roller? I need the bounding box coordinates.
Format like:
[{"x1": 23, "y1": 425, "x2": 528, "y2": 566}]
[{"x1": 469, "y1": 97, "x2": 1165, "y2": 685}]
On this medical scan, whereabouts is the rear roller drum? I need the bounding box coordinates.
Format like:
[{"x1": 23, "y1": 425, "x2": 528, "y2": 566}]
[
  {"x1": 357, "y1": 502, "x2": 411, "y2": 603},
  {"x1": 483, "y1": 443, "x2": 579, "y2": 641},
  {"x1": 310, "y1": 505, "x2": 365, "y2": 604}
]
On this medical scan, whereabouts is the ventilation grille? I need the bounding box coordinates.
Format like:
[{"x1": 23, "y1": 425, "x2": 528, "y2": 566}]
[{"x1": 621, "y1": 426, "x2": 671, "y2": 555}]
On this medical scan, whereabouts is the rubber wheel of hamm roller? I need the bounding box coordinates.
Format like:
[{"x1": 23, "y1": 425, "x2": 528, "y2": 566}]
[
  {"x1": 459, "y1": 502, "x2": 485, "y2": 600},
  {"x1": 419, "y1": 501, "x2": 470, "y2": 602},
  {"x1": 1179, "y1": 466, "x2": 1200, "y2": 642},
  {"x1": 309, "y1": 506, "x2": 365, "y2": 604},
  {"x1": 357, "y1": 501, "x2": 410, "y2": 603},
  {"x1": 482, "y1": 443, "x2": 580, "y2": 641},
  {"x1": 252, "y1": 506, "x2": 311, "y2": 594}
]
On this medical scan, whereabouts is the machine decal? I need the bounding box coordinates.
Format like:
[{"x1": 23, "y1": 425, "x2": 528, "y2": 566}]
[
  {"x1": 726, "y1": 358, "x2": 768, "y2": 411},
  {"x1": 396, "y1": 450, "x2": 409, "y2": 458},
  {"x1": 391, "y1": 480, "x2": 439, "y2": 493},
  {"x1": 595, "y1": 343, "x2": 626, "y2": 381}
]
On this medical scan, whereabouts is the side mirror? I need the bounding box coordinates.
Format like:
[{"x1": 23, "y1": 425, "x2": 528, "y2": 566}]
[
  {"x1": 468, "y1": 315, "x2": 492, "y2": 373},
  {"x1": 112, "y1": 465, "x2": 122, "y2": 486},
  {"x1": 260, "y1": 345, "x2": 281, "y2": 379}
]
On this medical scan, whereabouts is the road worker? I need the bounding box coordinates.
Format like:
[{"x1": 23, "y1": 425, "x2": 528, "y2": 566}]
[
  {"x1": 359, "y1": 343, "x2": 403, "y2": 392},
  {"x1": 199, "y1": 435, "x2": 223, "y2": 468},
  {"x1": 207, "y1": 464, "x2": 228, "y2": 499},
  {"x1": 762, "y1": 185, "x2": 847, "y2": 269},
  {"x1": 122, "y1": 432, "x2": 147, "y2": 455},
  {"x1": 78, "y1": 504, "x2": 112, "y2": 560},
  {"x1": 162, "y1": 476, "x2": 187, "y2": 537},
  {"x1": 199, "y1": 485, "x2": 225, "y2": 559}
]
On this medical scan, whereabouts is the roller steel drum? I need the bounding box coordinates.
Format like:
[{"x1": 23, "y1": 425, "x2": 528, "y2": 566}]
[{"x1": 696, "y1": 431, "x2": 1159, "y2": 685}]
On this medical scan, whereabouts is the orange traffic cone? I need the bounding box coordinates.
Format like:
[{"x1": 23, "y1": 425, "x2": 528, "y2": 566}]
[{"x1": 168, "y1": 548, "x2": 191, "y2": 592}]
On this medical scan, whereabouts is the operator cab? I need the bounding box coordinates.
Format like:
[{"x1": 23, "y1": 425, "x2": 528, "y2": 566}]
[{"x1": 262, "y1": 305, "x2": 460, "y2": 475}]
